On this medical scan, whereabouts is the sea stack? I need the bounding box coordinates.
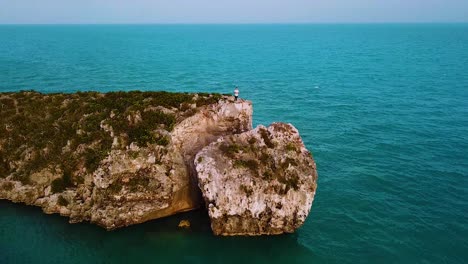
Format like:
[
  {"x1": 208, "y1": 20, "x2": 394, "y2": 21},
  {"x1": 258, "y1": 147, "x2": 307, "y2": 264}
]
[{"x1": 195, "y1": 123, "x2": 318, "y2": 236}]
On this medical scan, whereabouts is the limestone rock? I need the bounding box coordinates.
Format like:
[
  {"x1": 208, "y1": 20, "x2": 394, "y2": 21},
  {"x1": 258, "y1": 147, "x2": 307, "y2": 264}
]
[
  {"x1": 0, "y1": 91, "x2": 252, "y2": 230},
  {"x1": 178, "y1": 219, "x2": 191, "y2": 228},
  {"x1": 195, "y1": 123, "x2": 317, "y2": 236},
  {"x1": 0, "y1": 91, "x2": 319, "y2": 235}
]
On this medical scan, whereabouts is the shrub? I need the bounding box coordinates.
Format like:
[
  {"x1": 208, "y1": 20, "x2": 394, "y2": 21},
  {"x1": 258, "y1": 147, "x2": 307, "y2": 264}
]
[
  {"x1": 219, "y1": 143, "x2": 241, "y2": 158},
  {"x1": 283, "y1": 157, "x2": 298, "y2": 168},
  {"x1": 84, "y1": 148, "x2": 108, "y2": 173},
  {"x1": 108, "y1": 182, "x2": 123, "y2": 194},
  {"x1": 75, "y1": 175, "x2": 84, "y2": 185},
  {"x1": 180, "y1": 102, "x2": 192, "y2": 111},
  {"x1": 51, "y1": 170, "x2": 74, "y2": 193},
  {"x1": 259, "y1": 128, "x2": 274, "y2": 148},
  {"x1": 146, "y1": 91, "x2": 194, "y2": 109},
  {"x1": 234, "y1": 159, "x2": 259, "y2": 172},
  {"x1": 127, "y1": 127, "x2": 170, "y2": 147},
  {"x1": 62, "y1": 169, "x2": 73, "y2": 186},
  {"x1": 51, "y1": 178, "x2": 66, "y2": 193},
  {"x1": 263, "y1": 171, "x2": 273, "y2": 180},
  {"x1": 82, "y1": 112, "x2": 106, "y2": 131},
  {"x1": 278, "y1": 173, "x2": 300, "y2": 191},
  {"x1": 195, "y1": 94, "x2": 222, "y2": 107},
  {"x1": 259, "y1": 153, "x2": 270, "y2": 165},
  {"x1": 127, "y1": 110, "x2": 175, "y2": 146},
  {"x1": 0, "y1": 98, "x2": 15, "y2": 109},
  {"x1": 129, "y1": 150, "x2": 140, "y2": 159},
  {"x1": 128, "y1": 176, "x2": 150, "y2": 192},
  {"x1": 140, "y1": 110, "x2": 176, "y2": 131},
  {"x1": 12, "y1": 172, "x2": 30, "y2": 185},
  {"x1": 285, "y1": 142, "x2": 297, "y2": 152},
  {"x1": 155, "y1": 135, "x2": 170, "y2": 146},
  {"x1": 127, "y1": 126, "x2": 156, "y2": 146},
  {"x1": 57, "y1": 195, "x2": 69, "y2": 206},
  {"x1": 240, "y1": 185, "x2": 253, "y2": 197},
  {"x1": 0, "y1": 156, "x2": 9, "y2": 178},
  {"x1": 247, "y1": 137, "x2": 257, "y2": 145}
]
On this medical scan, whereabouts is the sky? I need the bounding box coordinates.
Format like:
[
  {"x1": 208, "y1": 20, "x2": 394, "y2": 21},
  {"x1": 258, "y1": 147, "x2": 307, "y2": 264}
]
[{"x1": 0, "y1": 0, "x2": 468, "y2": 24}]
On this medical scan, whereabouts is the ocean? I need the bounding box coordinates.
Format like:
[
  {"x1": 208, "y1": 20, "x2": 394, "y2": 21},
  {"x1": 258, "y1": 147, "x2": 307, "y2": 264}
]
[{"x1": 0, "y1": 24, "x2": 467, "y2": 263}]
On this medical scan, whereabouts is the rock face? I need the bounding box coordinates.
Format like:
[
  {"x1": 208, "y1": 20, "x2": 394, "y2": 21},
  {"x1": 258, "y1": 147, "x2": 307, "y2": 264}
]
[
  {"x1": 0, "y1": 91, "x2": 252, "y2": 230},
  {"x1": 195, "y1": 123, "x2": 317, "y2": 236}
]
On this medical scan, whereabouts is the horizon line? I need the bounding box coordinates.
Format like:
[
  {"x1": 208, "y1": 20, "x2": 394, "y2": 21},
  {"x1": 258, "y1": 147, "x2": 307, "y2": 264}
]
[{"x1": 1, "y1": 21, "x2": 468, "y2": 26}]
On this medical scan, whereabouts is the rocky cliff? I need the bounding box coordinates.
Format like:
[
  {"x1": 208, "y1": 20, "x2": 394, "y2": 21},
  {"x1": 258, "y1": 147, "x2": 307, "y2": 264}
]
[
  {"x1": 0, "y1": 91, "x2": 252, "y2": 230},
  {"x1": 0, "y1": 91, "x2": 317, "y2": 235}
]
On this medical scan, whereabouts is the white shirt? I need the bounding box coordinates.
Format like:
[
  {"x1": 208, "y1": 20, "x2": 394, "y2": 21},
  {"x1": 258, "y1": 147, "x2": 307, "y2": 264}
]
[{"x1": 234, "y1": 88, "x2": 239, "y2": 96}]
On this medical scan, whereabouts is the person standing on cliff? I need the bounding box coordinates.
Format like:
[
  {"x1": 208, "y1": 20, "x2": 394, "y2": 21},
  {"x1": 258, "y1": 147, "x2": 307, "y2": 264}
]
[{"x1": 234, "y1": 87, "x2": 239, "y2": 101}]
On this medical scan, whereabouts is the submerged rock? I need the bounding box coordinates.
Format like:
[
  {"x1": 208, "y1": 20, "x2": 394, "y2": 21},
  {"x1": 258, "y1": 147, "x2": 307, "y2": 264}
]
[
  {"x1": 195, "y1": 123, "x2": 317, "y2": 236},
  {"x1": 178, "y1": 219, "x2": 191, "y2": 228}
]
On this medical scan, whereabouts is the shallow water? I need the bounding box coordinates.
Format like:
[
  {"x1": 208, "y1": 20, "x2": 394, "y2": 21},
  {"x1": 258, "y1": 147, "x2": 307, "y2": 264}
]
[{"x1": 1, "y1": 24, "x2": 468, "y2": 263}]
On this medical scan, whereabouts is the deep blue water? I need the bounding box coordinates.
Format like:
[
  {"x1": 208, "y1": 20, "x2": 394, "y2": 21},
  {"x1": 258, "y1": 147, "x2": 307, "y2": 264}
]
[{"x1": 1, "y1": 24, "x2": 468, "y2": 264}]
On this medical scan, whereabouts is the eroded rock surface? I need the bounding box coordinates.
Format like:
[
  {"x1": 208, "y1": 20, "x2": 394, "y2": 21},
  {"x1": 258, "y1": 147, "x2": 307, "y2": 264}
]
[
  {"x1": 0, "y1": 91, "x2": 252, "y2": 230},
  {"x1": 195, "y1": 123, "x2": 317, "y2": 236}
]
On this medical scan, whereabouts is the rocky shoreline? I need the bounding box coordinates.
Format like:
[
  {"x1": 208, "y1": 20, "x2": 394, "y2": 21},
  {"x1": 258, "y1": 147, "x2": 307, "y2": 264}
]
[{"x1": 0, "y1": 91, "x2": 317, "y2": 235}]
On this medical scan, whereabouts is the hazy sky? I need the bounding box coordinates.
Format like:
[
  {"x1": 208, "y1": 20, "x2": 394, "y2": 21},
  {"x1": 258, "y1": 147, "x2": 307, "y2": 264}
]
[{"x1": 1, "y1": 0, "x2": 468, "y2": 24}]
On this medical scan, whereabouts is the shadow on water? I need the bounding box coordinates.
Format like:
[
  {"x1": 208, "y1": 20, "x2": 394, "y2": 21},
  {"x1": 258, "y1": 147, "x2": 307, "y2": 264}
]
[{"x1": 0, "y1": 200, "x2": 322, "y2": 264}]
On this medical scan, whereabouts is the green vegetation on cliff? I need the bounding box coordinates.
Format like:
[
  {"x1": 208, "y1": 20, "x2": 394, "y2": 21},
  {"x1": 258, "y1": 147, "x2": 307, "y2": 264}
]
[
  {"x1": 0, "y1": 90, "x2": 222, "y2": 185},
  {"x1": 218, "y1": 132, "x2": 301, "y2": 194}
]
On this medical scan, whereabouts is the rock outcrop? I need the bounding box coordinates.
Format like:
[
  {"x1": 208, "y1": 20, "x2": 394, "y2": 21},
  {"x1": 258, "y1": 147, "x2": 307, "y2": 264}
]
[
  {"x1": 195, "y1": 123, "x2": 317, "y2": 236},
  {"x1": 0, "y1": 91, "x2": 252, "y2": 230},
  {"x1": 0, "y1": 91, "x2": 318, "y2": 235}
]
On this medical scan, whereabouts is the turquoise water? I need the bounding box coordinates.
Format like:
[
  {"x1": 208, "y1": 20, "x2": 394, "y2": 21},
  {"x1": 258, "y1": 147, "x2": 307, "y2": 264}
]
[{"x1": 1, "y1": 24, "x2": 468, "y2": 263}]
